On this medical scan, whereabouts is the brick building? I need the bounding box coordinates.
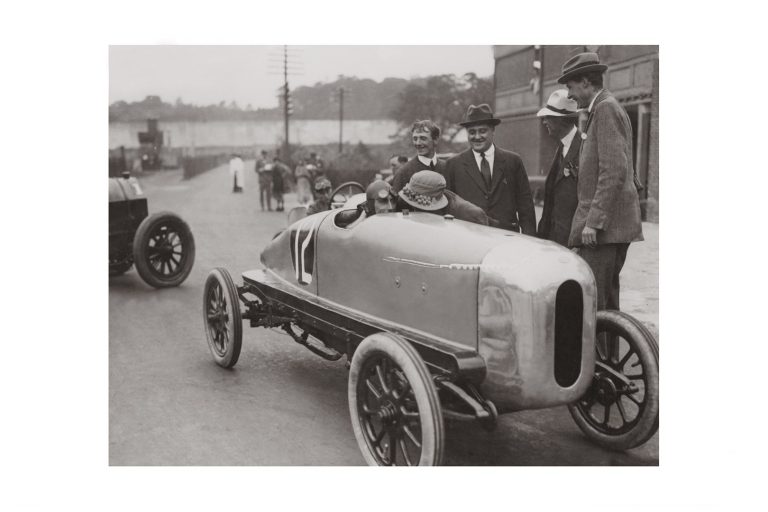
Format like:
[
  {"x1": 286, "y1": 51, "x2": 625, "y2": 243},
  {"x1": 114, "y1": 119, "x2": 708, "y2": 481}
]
[{"x1": 493, "y1": 45, "x2": 658, "y2": 222}]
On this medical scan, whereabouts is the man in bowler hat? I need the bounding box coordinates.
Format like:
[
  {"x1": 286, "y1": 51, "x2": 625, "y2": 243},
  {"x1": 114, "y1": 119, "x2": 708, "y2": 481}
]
[
  {"x1": 559, "y1": 52, "x2": 643, "y2": 311},
  {"x1": 444, "y1": 104, "x2": 536, "y2": 234},
  {"x1": 536, "y1": 89, "x2": 582, "y2": 247}
]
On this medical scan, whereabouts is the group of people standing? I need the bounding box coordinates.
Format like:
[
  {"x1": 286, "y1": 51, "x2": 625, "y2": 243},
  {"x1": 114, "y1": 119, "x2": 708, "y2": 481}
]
[
  {"x1": 230, "y1": 150, "x2": 326, "y2": 213},
  {"x1": 387, "y1": 51, "x2": 643, "y2": 313}
]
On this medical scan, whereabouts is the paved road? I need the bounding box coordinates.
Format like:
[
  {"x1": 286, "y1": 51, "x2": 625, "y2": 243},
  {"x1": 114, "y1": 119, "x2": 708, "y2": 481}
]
[{"x1": 109, "y1": 163, "x2": 659, "y2": 466}]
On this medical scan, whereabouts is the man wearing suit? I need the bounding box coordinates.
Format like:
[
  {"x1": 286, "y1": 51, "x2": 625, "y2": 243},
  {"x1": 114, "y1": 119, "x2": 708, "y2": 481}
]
[
  {"x1": 536, "y1": 89, "x2": 581, "y2": 247},
  {"x1": 560, "y1": 52, "x2": 643, "y2": 311},
  {"x1": 392, "y1": 120, "x2": 445, "y2": 193},
  {"x1": 444, "y1": 104, "x2": 536, "y2": 234}
]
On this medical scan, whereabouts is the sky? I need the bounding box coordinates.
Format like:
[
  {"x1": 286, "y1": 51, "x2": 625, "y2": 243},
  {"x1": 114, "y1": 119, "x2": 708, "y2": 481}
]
[{"x1": 109, "y1": 45, "x2": 495, "y2": 109}]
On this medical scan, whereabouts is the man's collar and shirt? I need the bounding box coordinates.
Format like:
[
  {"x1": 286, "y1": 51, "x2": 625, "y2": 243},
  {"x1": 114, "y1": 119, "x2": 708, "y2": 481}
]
[
  {"x1": 471, "y1": 144, "x2": 495, "y2": 189},
  {"x1": 417, "y1": 154, "x2": 438, "y2": 171},
  {"x1": 560, "y1": 126, "x2": 578, "y2": 158}
]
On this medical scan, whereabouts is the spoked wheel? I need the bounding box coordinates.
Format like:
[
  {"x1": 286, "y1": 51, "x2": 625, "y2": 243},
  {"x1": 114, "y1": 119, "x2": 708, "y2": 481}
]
[
  {"x1": 203, "y1": 268, "x2": 242, "y2": 368},
  {"x1": 133, "y1": 212, "x2": 195, "y2": 288},
  {"x1": 348, "y1": 333, "x2": 444, "y2": 466},
  {"x1": 569, "y1": 310, "x2": 659, "y2": 450},
  {"x1": 331, "y1": 181, "x2": 365, "y2": 208}
]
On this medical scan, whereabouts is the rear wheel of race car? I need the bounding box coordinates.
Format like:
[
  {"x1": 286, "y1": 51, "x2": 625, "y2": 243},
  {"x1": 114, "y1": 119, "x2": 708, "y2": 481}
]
[
  {"x1": 203, "y1": 268, "x2": 242, "y2": 369},
  {"x1": 348, "y1": 333, "x2": 444, "y2": 466},
  {"x1": 133, "y1": 212, "x2": 195, "y2": 288},
  {"x1": 568, "y1": 310, "x2": 659, "y2": 450}
]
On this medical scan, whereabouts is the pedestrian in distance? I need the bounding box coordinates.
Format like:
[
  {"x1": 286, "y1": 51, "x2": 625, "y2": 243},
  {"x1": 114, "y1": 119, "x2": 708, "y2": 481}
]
[
  {"x1": 293, "y1": 159, "x2": 313, "y2": 205},
  {"x1": 229, "y1": 153, "x2": 244, "y2": 193},
  {"x1": 272, "y1": 157, "x2": 289, "y2": 212},
  {"x1": 444, "y1": 104, "x2": 536, "y2": 234},
  {"x1": 392, "y1": 120, "x2": 446, "y2": 194},
  {"x1": 559, "y1": 51, "x2": 643, "y2": 311},
  {"x1": 536, "y1": 89, "x2": 582, "y2": 247},
  {"x1": 256, "y1": 150, "x2": 274, "y2": 211}
]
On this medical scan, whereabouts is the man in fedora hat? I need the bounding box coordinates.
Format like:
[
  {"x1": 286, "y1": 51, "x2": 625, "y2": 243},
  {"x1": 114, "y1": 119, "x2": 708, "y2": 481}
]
[
  {"x1": 444, "y1": 104, "x2": 536, "y2": 234},
  {"x1": 559, "y1": 51, "x2": 643, "y2": 311},
  {"x1": 536, "y1": 89, "x2": 582, "y2": 247},
  {"x1": 392, "y1": 120, "x2": 445, "y2": 193}
]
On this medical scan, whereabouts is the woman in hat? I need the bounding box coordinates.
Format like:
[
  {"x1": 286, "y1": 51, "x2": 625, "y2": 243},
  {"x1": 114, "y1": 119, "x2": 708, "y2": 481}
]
[{"x1": 397, "y1": 171, "x2": 494, "y2": 226}]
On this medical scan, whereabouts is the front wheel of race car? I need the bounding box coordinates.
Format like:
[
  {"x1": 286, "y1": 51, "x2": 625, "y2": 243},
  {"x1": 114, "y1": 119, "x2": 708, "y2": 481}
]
[
  {"x1": 133, "y1": 211, "x2": 195, "y2": 288},
  {"x1": 203, "y1": 268, "x2": 242, "y2": 369},
  {"x1": 348, "y1": 333, "x2": 444, "y2": 466},
  {"x1": 568, "y1": 310, "x2": 659, "y2": 451}
]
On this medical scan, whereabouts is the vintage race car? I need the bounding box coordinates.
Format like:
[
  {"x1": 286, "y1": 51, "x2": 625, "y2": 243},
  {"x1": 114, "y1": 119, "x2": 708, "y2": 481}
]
[
  {"x1": 202, "y1": 199, "x2": 659, "y2": 465},
  {"x1": 109, "y1": 172, "x2": 195, "y2": 288}
]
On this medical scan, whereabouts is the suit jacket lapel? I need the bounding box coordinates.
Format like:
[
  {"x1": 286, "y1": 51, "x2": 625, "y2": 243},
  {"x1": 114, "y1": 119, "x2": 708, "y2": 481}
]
[
  {"x1": 554, "y1": 134, "x2": 581, "y2": 187},
  {"x1": 552, "y1": 145, "x2": 566, "y2": 187},
  {"x1": 460, "y1": 149, "x2": 487, "y2": 194},
  {"x1": 489, "y1": 147, "x2": 505, "y2": 195}
]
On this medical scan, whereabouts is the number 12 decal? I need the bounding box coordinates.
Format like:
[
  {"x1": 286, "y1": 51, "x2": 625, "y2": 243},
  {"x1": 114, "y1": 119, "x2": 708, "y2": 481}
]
[{"x1": 290, "y1": 216, "x2": 319, "y2": 285}]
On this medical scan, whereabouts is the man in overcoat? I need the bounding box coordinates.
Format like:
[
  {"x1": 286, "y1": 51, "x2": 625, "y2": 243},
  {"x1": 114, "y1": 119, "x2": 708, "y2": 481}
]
[
  {"x1": 560, "y1": 52, "x2": 643, "y2": 310},
  {"x1": 444, "y1": 104, "x2": 536, "y2": 234},
  {"x1": 536, "y1": 89, "x2": 581, "y2": 247},
  {"x1": 391, "y1": 120, "x2": 445, "y2": 193}
]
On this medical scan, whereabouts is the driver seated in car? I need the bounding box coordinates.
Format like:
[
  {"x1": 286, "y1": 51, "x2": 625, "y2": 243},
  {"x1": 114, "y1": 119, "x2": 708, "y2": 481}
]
[
  {"x1": 306, "y1": 178, "x2": 333, "y2": 215},
  {"x1": 397, "y1": 170, "x2": 495, "y2": 226},
  {"x1": 335, "y1": 180, "x2": 397, "y2": 228}
]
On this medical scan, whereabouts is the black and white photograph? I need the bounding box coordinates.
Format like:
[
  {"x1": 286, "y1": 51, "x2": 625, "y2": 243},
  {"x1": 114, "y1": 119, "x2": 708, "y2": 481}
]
[
  {"x1": 5, "y1": 1, "x2": 767, "y2": 510},
  {"x1": 107, "y1": 44, "x2": 659, "y2": 467}
]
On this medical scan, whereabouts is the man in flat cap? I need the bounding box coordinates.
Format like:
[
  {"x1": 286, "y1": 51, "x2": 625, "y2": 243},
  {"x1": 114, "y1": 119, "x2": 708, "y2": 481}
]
[
  {"x1": 536, "y1": 89, "x2": 582, "y2": 247},
  {"x1": 444, "y1": 104, "x2": 536, "y2": 234},
  {"x1": 559, "y1": 52, "x2": 643, "y2": 311}
]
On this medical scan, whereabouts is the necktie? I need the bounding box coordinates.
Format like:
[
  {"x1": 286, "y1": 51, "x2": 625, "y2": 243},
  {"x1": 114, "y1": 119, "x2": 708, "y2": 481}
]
[
  {"x1": 480, "y1": 152, "x2": 491, "y2": 190},
  {"x1": 429, "y1": 160, "x2": 435, "y2": 171}
]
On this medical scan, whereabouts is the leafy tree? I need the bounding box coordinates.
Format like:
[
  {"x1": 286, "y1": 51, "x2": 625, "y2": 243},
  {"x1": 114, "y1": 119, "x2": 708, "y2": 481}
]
[{"x1": 391, "y1": 73, "x2": 493, "y2": 142}]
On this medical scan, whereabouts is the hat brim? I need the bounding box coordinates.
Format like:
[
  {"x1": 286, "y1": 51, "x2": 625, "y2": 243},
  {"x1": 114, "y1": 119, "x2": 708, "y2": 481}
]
[
  {"x1": 398, "y1": 190, "x2": 448, "y2": 211},
  {"x1": 557, "y1": 63, "x2": 608, "y2": 84},
  {"x1": 536, "y1": 106, "x2": 579, "y2": 118},
  {"x1": 459, "y1": 118, "x2": 502, "y2": 128}
]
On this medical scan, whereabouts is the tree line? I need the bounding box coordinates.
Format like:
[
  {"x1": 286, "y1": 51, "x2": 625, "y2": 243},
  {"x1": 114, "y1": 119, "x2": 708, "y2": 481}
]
[{"x1": 110, "y1": 73, "x2": 493, "y2": 142}]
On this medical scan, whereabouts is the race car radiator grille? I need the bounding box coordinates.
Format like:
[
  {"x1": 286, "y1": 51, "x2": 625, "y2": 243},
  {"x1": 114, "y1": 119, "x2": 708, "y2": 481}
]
[{"x1": 554, "y1": 280, "x2": 583, "y2": 387}]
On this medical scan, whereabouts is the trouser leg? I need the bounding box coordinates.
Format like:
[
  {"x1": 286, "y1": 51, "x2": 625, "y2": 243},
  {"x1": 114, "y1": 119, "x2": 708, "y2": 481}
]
[
  {"x1": 579, "y1": 243, "x2": 630, "y2": 363},
  {"x1": 579, "y1": 244, "x2": 616, "y2": 311},
  {"x1": 605, "y1": 243, "x2": 629, "y2": 311}
]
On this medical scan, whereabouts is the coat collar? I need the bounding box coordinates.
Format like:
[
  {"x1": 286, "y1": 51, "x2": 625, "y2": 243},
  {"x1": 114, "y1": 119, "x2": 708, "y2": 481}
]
[
  {"x1": 584, "y1": 89, "x2": 610, "y2": 133},
  {"x1": 460, "y1": 148, "x2": 488, "y2": 193}
]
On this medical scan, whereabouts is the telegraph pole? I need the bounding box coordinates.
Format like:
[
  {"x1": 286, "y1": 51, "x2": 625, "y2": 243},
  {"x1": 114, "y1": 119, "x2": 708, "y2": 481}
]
[
  {"x1": 268, "y1": 46, "x2": 302, "y2": 161},
  {"x1": 338, "y1": 86, "x2": 344, "y2": 154},
  {"x1": 283, "y1": 45, "x2": 290, "y2": 156}
]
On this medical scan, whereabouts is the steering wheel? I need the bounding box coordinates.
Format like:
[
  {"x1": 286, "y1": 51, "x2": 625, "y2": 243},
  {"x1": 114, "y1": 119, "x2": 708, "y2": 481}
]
[{"x1": 330, "y1": 181, "x2": 365, "y2": 208}]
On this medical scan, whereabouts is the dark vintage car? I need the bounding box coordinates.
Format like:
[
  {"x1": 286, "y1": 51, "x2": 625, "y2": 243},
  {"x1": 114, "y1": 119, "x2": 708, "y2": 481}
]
[
  {"x1": 202, "y1": 195, "x2": 658, "y2": 465},
  {"x1": 109, "y1": 172, "x2": 195, "y2": 287}
]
